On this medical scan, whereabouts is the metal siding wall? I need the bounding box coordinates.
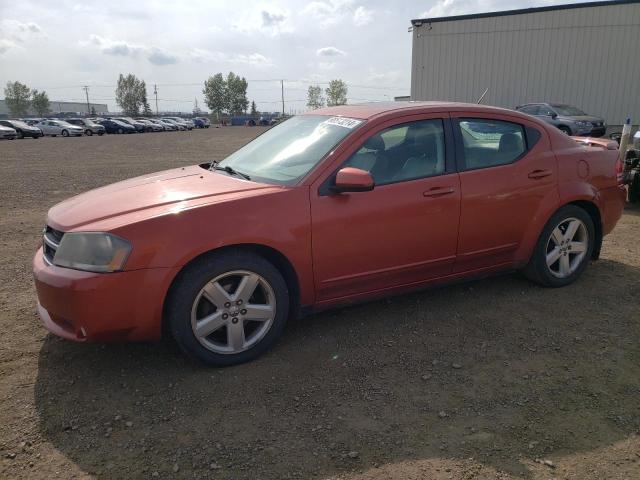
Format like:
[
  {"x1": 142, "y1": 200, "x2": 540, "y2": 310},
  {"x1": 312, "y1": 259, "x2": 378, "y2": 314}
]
[{"x1": 411, "y1": 2, "x2": 640, "y2": 124}]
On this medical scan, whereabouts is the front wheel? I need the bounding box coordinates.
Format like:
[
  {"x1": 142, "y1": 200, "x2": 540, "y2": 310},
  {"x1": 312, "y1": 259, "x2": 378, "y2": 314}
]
[
  {"x1": 558, "y1": 125, "x2": 572, "y2": 135},
  {"x1": 117, "y1": 128, "x2": 124, "y2": 134},
  {"x1": 167, "y1": 251, "x2": 289, "y2": 366},
  {"x1": 85, "y1": 129, "x2": 93, "y2": 136},
  {"x1": 523, "y1": 205, "x2": 594, "y2": 287}
]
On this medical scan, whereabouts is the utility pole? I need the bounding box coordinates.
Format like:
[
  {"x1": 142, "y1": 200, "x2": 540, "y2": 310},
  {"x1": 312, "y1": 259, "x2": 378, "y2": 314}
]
[
  {"x1": 154, "y1": 84, "x2": 159, "y2": 115},
  {"x1": 281, "y1": 79, "x2": 285, "y2": 117},
  {"x1": 82, "y1": 86, "x2": 90, "y2": 116}
]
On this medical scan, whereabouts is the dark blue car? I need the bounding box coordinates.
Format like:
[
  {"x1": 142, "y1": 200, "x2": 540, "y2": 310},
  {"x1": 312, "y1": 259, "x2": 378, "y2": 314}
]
[{"x1": 95, "y1": 119, "x2": 136, "y2": 134}]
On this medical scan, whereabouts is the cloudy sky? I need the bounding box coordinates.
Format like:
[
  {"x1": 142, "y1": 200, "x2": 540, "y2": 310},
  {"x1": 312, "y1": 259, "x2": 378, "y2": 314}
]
[{"x1": 0, "y1": 0, "x2": 595, "y2": 114}]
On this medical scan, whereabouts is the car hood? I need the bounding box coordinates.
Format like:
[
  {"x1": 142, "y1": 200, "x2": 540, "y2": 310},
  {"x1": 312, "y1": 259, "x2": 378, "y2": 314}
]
[
  {"x1": 0, "y1": 125, "x2": 15, "y2": 132},
  {"x1": 47, "y1": 165, "x2": 279, "y2": 231}
]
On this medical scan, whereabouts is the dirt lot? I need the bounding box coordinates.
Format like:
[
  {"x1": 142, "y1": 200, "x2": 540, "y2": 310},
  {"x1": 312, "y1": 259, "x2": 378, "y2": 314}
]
[{"x1": 1, "y1": 128, "x2": 639, "y2": 480}]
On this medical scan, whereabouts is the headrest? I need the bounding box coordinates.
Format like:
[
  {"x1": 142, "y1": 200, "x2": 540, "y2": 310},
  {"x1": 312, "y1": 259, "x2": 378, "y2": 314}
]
[
  {"x1": 363, "y1": 135, "x2": 385, "y2": 151},
  {"x1": 499, "y1": 132, "x2": 523, "y2": 152}
]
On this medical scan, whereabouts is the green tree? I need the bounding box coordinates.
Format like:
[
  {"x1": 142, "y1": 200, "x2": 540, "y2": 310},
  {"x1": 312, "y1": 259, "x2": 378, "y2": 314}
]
[
  {"x1": 203, "y1": 73, "x2": 227, "y2": 119},
  {"x1": 139, "y1": 80, "x2": 152, "y2": 116},
  {"x1": 115, "y1": 74, "x2": 146, "y2": 116},
  {"x1": 31, "y1": 89, "x2": 51, "y2": 116},
  {"x1": 226, "y1": 72, "x2": 249, "y2": 115},
  {"x1": 325, "y1": 79, "x2": 348, "y2": 106},
  {"x1": 250, "y1": 100, "x2": 258, "y2": 116},
  {"x1": 306, "y1": 85, "x2": 324, "y2": 110},
  {"x1": 4, "y1": 81, "x2": 31, "y2": 117}
]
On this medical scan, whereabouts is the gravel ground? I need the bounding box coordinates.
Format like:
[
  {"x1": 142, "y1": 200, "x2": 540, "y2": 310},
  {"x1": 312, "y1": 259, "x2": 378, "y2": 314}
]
[{"x1": 1, "y1": 128, "x2": 639, "y2": 479}]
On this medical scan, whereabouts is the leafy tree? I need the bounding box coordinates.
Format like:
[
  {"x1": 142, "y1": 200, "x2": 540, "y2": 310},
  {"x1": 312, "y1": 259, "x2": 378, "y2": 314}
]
[
  {"x1": 306, "y1": 85, "x2": 324, "y2": 110},
  {"x1": 31, "y1": 89, "x2": 51, "y2": 116},
  {"x1": 226, "y1": 72, "x2": 249, "y2": 115},
  {"x1": 325, "y1": 79, "x2": 348, "y2": 107},
  {"x1": 250, "y1": 101, "x2": 258, "y2": 116},
  {"x1": 203, "y1": 73, "x2": 227, "y2": 119},
  {"x1": 4, "y1": 81, "x2": 31, "y2": 117},
  {"x1": 115, "y1": 74, "x2": 146, "y2": 116},
  {"x1": 139, "y1": 80, "x2": 152, "y2": 116}
]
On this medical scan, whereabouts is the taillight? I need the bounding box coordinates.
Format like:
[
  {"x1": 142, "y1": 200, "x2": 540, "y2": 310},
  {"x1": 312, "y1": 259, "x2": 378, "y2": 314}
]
[{"x1": 616, "y1": 157, "x2": 624, "y2": 185}]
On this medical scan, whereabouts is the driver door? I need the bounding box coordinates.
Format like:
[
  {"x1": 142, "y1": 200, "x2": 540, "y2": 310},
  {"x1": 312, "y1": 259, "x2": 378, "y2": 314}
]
[{"x1": 310, "y1": 115, "x2": 461, "y2": 302}]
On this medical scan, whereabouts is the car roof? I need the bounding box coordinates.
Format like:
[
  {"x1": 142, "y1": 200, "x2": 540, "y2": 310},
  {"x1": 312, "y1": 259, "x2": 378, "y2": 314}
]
[{"x1": 305, "y1": 101, "x2": 523, "y2": 120}]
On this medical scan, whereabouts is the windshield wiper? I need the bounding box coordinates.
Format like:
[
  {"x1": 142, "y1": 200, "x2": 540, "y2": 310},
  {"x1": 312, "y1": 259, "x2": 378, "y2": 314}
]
[{"x1": 209, "y1": 161, "x2": 251, "y2": 180}]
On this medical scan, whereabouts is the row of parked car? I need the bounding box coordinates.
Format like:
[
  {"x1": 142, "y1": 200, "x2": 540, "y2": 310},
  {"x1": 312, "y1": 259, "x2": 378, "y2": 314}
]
[{"x1": 0, "y1": 116, "x2": 211, "y2": 139}]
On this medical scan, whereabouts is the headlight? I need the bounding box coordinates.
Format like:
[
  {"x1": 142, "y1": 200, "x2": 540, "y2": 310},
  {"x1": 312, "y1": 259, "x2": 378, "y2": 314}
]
[
  {"x1": 575, "y1": 121, "x2": 591, "y2": 127},
  {"x1": 53, "y1": 232, "x2": 132, "y2": 273}
]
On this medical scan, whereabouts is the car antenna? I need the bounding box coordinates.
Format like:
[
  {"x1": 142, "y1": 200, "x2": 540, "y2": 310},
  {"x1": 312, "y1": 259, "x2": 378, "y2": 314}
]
[{"x1": 476, "y1": 88, "x2": 489, "y2": 104}]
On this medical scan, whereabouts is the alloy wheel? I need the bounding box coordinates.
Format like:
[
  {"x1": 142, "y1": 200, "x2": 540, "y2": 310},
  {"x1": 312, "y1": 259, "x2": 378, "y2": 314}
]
[
  {"x1": 190, "y1": 270, "x2": 276, "y2": 354},
  {"x1": 545, "y1": 217, "x2": 588, "y2": 278}
]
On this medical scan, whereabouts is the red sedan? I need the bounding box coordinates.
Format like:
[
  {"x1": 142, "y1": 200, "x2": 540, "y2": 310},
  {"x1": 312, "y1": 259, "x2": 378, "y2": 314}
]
[{"x1": 33, "y1": 102, "x2": 626, "y2": 365}]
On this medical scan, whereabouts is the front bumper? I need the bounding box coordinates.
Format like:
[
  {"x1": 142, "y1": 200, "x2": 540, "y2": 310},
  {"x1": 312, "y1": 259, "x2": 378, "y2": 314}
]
[{"x1": 33, "y1": 247, "x2": 180, "y2": 342}]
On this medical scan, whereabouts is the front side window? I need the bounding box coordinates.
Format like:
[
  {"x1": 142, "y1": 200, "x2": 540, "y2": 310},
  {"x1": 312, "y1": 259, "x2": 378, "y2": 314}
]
[
  {"x1": 343, "y1": 119, "x2": 446, "y2": 185},
  {"x1": 459, "y1": 119, "x2": 526, "y2": 170},
  {"x1": 219, "y1": 115, "x2": 362, "y2": 185},
  {"x1": 519, "y1": 105, "x2": 539, "y2": 115},
  {"x1": 551, "y1": 104, "x2": 587, "y2": 116}
]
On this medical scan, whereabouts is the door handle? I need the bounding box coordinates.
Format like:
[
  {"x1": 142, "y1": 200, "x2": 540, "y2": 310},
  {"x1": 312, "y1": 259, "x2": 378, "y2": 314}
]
[
  {"x1": 423, "y1": 187, "x2": 455, "y2": 198},
  {"x1": 528, "y1": 169, "x2": 552, "y2": 179}
]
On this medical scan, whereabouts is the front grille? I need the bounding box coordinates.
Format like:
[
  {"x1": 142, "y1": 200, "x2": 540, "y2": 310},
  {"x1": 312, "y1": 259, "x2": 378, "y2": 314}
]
[{"x1": 43, "y1": 226, "x2": 64, "y2": 266}]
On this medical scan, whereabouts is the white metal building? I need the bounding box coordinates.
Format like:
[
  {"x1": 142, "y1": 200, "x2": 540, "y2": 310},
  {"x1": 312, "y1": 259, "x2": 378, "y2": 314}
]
[
  {"x1": 410, "y1": 0, "x2": 640, "y2": 127},
  {"x1": 0, "y1": 100, "x2": 109, "y2": 118}
]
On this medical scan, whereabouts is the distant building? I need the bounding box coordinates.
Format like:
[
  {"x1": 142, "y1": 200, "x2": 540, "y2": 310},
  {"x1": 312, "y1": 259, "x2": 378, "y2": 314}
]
[
  {"x1": 410, "y1": 0, "x2": 640, "y2": 127},
  {"x1": 0, "y1": 99, "x2": 109, "y2": 118},
  {"x1": 394, "y1": 96, "x2": 410, "y2": 101}
]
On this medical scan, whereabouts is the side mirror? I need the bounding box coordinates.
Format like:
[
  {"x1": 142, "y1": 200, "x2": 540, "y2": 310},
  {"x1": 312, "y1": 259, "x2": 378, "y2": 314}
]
[
  {"x1": 550, "y1": 112, "x2": 558, "y2": 119},
  {"x1": 332, "y1": 167, "x2": 374, "y2": 193}
]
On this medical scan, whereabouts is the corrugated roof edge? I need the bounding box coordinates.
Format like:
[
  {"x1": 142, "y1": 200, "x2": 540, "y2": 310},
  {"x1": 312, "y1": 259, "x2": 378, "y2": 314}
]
[{"x1": 410, "y1": 0, "x2": 640, "y2": 25}]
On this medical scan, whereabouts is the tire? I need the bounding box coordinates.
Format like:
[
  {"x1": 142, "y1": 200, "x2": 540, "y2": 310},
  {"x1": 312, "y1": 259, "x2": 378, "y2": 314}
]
[
  {"x1": 117, "y1": 128, "x2": 124, "y2": 134},
  {"x1": 522, "y1": 205, "x2": 595, "y2": 287},
  {"x1": 98, "y1": 132, "x2": 104, "y2": 136},
  {"x1": 558, "y1": 126, "x2": 572, "y2": 135},
  {"x1": 85, "y1": 129, "x2": 93, "y2": 136},
  {"x1": 167, "y1": 250, "x2": 290, "y2": 366},
  {"x1": 61, "y1": 130, "x2": 69, "y2": 137},
  {"x1": 17, "y1": 131, "x2": 24, "y2": 139}
]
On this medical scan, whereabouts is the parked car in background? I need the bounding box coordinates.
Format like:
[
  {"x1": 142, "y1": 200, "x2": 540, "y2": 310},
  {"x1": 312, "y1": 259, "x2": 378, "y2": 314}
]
[
  {"x1": 135, "y1": 118, "x2": 164, "y2": 132},
  {"x1": 0, "y1": 124, "x2": 17, "y2": 140},
  {"x1": 66, "y1": 118, "x2": 106, "y2": 136},
  {"x1": 36, "y1": 119, "x2": 84, "y2": 137},
  {"x1": 33, "y1": 102, "x2": 626, "y2": 366},
  {"x1": 113, "y1": 117, "x2": 147, "y2": 133},
  {"x1": 95, "y1": 118, "x2": 136, "y2": 134},
  {"x1": 515, "y1": 103, "x2": 606, "y2": 137},
  {"x1": 0, "y1": 119, "x2": 42, "y2": 138},
  {"x1": 144, "y1": 118, "x2": 172, "y2": 131},
  {"x1": 22, "y1": 118, "x2": 44, "y2": 126},
  {"x1": 192, "y1": 117, "x2": 210, "y2": 128},
  {"x1": 161, "y1": 118, "x2": 186, "y2": 131},
  {"x1": 164, "y1": 117, "x2": 193, "y2": 130}
]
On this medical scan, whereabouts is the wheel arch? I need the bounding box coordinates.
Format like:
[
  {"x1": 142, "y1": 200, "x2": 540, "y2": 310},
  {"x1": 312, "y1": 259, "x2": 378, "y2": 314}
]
[
  {"x1": 161, "y1": 243, "x2": 301, "y2": 337},
  {"x1": 566, "y1": 199, "x2": 602, "y2": 259}
]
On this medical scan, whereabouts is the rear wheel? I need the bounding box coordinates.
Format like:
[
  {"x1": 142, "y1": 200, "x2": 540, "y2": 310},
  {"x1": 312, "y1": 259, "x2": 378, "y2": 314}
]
[
  {"x1": 523, "y1": 205, "x2": 594, "y2": 287},
  {"x1": 61, "y1": 130, "x2": 69, "y2": 137},
  {"x1": 85, "y1": 129, "x2": 93, "y2": 136},
  {"x1": 167, "y1": 251, "x2": 289, "y2": 366},
  {"x1": 117, "y1": 128, "x2": 124, "y2": 134}
]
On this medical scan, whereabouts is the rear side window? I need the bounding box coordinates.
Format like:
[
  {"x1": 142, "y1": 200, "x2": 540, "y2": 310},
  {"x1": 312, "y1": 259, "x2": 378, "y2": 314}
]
[
  {"x1": 458, "y1": 119, "x2": 526, "y2": 170},
  {"x1": 519, "y1": 105, "x2": 539, "y2": 115}
]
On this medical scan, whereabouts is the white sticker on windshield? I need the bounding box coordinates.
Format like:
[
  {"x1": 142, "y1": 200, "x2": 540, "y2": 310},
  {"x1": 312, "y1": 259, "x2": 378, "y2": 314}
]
[{"x1": 322, "y1": 116, "x2": 363, "y2": 129}]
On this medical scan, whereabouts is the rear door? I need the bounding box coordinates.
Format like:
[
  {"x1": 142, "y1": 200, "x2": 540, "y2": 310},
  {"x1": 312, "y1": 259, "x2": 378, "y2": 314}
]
[{"x1": 451, "y1": 113, "x2": 557, "y2": 272}]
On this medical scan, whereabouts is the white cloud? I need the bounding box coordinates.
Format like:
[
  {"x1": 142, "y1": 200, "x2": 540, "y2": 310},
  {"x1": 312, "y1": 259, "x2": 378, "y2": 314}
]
[
  {"x1": 302, "y1": 0, "x2": 354, "y2": 28},
  {"x1": 420, "y1": 0, "x2": 531, "y2": 18},
  {"x1": 82, "y1": 35, "x2": 178, "y2": 65},
  {"x1": 0, "y1": 19, "x2": 45, "y2": 42},
  {"x1": 353, "y1": 6, "x2": 373, "y2": 26},
  {"x1": 0, "y1": 39, "x2": 14, "y2": 55},
  {"x1": 317, "y1": 46, "x2": 346, "y2": 57},
  {"x1": 189, "y1": 49, "x2": 272, "y2": 67}
]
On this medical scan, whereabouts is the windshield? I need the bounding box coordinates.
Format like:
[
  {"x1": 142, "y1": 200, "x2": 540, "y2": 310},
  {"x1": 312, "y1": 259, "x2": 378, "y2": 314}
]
[
  {"x1": 10, "y1": 120, "x2": 30, "y2": 128},
  {"x1": 218, "y1": 115, "x2": 363, "y2": 185},
  {"x1": 551, "y1": 104, "x2": 587, "y2": 116}
]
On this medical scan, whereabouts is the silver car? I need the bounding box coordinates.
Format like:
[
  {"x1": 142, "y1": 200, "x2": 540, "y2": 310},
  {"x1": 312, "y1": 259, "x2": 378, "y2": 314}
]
[
  {"x1": 135, "y1": 118, "x2": 165, "y2": 132},
  {"x1": 0, "y1": 124, "x2": 17, "y2": 140},
  {"x1": 515, "y1": 103, "x2": 606, "y2": 137},
  {"x1": 37, "y1": 119, "x2": 84, "y2": 137}
]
